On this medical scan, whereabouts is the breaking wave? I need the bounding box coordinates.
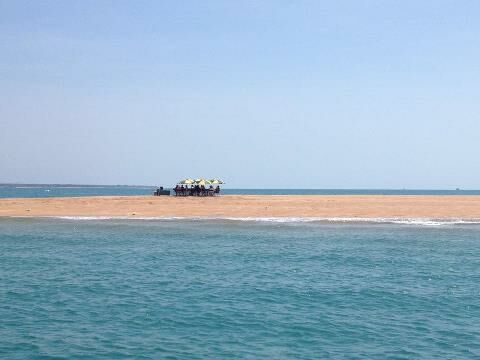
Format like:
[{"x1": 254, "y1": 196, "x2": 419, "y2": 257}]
[{"x1": 39, "y1": 216, "x2": 480, "y2": 226}]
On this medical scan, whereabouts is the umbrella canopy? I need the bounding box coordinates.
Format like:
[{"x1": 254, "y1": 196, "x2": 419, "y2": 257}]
[
  {"x1": 194, "y1": 178, "x2": 211, "y2": 186},
  {"x1": 178, "y1": 178, "x2": 195, "y2": 185},
  {"x1": 209, "y1": 179, "x2": 225, "y2": 184}
]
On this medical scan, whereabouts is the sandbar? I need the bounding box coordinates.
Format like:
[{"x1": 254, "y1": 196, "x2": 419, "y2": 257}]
[{"x1": 1, "y1": 195, "x2": 480, "y2": 219}]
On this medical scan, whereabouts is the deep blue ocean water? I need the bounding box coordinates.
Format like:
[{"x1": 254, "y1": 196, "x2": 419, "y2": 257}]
[
  {"x1": 1, "y1": 218, "x2": 479, "y2": 359},
  {"x1": 1, "y1": 184, "x2": 480, "y2": 198}
]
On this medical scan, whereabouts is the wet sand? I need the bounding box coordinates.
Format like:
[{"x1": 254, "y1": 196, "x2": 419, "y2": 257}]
[{"x1": 1, "y1": 195, "x2": 480, "y2": 218}]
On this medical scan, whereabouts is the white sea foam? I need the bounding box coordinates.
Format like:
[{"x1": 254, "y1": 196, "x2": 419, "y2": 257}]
[
  {"x1": 224, "y1": 217, "x2": 480, "y2": 226},
  {"x1": 55, "y1": 216, "x2": 190, "y2": 221},
  {"x1": 43, "y1": 216, "x2": 480, "y2": 226}
]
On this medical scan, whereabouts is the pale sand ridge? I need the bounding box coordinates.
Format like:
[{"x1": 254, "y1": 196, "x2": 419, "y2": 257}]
[{"x1": 1, "y1": 195, "x2": 480, "y2": 218}]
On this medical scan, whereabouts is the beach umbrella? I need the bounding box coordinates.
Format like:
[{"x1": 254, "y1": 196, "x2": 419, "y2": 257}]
[
  {"x1": 194, "y1": 178, "x2": 211, "y2": 186},
  {"x1": 209, "y1": 179, "x2": 225, "y2": 185},
  {"x1": 178, "y1": 178, "x2": 195, "y2": 185}
]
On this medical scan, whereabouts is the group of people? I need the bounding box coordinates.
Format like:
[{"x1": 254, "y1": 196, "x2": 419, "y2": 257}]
[{"x1": 173, "y1": 184, "x2": 221, "y2": 197}]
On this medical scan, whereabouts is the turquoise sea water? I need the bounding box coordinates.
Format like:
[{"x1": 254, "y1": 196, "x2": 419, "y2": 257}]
[
  {"x1": 1, "y1": 218, "x2": 479, "y2": 359},
  {"x1": 1, "y1": 184, "x2": 480, "y2": 198}
]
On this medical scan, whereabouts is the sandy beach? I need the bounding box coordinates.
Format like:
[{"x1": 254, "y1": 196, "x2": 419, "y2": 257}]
[{"x1": 1, "y1": 195, "x2": 480, "y2": 218}]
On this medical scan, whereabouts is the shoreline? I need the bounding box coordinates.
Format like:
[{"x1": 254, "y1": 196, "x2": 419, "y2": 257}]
[{"x1": 1, "y1": 195, "x2": 480, "y2": 219}]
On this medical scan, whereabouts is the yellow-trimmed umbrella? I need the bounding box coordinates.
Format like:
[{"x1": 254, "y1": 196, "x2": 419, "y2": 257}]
[
  {"x1": 194, "y1": 178, "x2": 211, "y2": 186},
  {"x1": 178, "y1": 178, "x2": 195, "y2": 185},
  {"x1": 209, "y1": 179, "x2": 225, "y2": 185}
]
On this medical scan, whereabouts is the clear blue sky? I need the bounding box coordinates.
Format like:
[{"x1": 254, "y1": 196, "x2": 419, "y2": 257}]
[{"x1": 1, "y1": 0, "x2": 479, "y2": 188}]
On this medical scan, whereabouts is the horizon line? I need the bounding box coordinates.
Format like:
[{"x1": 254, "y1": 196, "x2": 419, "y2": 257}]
[{"x1": 0, "y1": 183, "x2": 475, "y2": 191}]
